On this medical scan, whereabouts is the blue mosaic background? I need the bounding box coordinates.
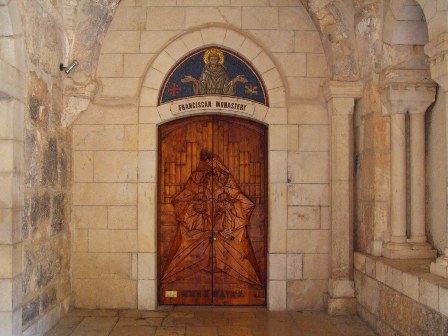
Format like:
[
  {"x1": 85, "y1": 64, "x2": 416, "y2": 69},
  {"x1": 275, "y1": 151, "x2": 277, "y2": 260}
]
[{"x1": 159, "y1": 49, "x2": 267, "y2": 105}]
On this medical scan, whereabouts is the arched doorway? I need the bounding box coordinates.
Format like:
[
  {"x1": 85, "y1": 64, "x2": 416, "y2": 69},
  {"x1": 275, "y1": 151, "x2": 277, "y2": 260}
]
[{"x1": 158, "y1": 115, "x2": 268, "y2": 305}]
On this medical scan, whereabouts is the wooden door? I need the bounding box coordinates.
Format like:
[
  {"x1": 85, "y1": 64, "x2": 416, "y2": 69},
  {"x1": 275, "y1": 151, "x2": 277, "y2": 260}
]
[{"x1": 158, "y1": 115, "x2": 267, "y2": 305}]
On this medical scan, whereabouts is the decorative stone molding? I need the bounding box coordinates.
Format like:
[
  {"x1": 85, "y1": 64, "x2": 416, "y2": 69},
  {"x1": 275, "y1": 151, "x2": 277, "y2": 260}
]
[
  {"x1": 425, "y1": 32, "x2": 448, "y2": 90},
  {"x1": 381, "y1": 69, "x2": 437, "y2": 115}
]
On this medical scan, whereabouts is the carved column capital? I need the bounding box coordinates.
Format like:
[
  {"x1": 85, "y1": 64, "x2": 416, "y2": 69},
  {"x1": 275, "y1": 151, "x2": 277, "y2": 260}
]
[
  {"x1": 380, "y1": 69, "x2": 436, "y2": 115},
  {"x1": 425, "y1": 33, "x2": 448, "y2": 91},
  {"x1": 323, "y1": 80, "x2": 363, "y2": 101}
]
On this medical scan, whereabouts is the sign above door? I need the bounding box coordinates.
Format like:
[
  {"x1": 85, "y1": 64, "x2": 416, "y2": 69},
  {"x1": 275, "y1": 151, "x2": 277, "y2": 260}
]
[{"x1": 158, "y1": 46, "x2": 268, "y2": 106}]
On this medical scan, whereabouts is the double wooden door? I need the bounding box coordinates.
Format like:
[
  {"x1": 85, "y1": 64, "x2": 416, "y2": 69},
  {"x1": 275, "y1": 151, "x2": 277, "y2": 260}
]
[{"x1": 158, "y1": 115, "x2": 267, "y2": 305}]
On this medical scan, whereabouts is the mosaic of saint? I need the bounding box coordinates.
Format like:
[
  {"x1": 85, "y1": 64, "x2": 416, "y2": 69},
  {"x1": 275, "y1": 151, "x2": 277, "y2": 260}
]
[{"x1": 159, "y1": 47, "x2": 267, "y2": 105}]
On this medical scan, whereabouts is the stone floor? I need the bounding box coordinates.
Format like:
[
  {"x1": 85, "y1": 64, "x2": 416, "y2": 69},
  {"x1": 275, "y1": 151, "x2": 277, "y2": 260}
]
[{"x1": 44, "y1": 307, "x2": 378, "y2": 336}]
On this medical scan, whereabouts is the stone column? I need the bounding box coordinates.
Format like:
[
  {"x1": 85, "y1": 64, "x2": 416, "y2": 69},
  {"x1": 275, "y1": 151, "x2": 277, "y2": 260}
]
[
  {"x1": 426, "y1": 33, "x2": 448, "y2": 277},
  {"x1": 323, "y1": 81, "x2": 362, "y2": 316},
  {"x1": 381, "y1": 69, "x2": 436, "y2": 259},
  {"x1": 409, "y1": 111, "x2": 427, "y2": 244}
]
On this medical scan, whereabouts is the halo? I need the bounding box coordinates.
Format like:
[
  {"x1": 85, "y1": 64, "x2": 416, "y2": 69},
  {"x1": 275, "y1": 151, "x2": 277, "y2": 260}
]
[{"x1": 203, "y1": 48, "x2": 225, "y2": 65}]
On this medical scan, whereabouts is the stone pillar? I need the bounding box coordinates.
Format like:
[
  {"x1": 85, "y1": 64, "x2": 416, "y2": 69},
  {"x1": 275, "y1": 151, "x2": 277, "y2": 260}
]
[
  {"x1": 381, "y1": 69, "x2": 437, "y2": 259},
  {"x1": 323, "y1": 81, "x2": 362, "y2": 315},
  {"x1": 409, "y1": 111, "x2": 428, "y2": 244},
  {"x1": 426, "y1": 33, "x2": 448, "y2": 277}
]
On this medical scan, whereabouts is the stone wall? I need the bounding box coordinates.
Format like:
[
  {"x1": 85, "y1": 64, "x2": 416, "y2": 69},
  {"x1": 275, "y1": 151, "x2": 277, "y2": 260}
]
[
  {"x1": 355, "y1": 252, "x2": 448, "y2": 335},
  {"x1": 72, "y1": 0, "x2": 332, "y2": 311},
  {"x1": 19, "y1": 0, "x2": 72, "y2": 335}
]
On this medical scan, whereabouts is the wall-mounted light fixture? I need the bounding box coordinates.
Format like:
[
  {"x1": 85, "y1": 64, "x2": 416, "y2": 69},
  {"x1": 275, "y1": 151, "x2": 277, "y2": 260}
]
[{"x1": 60, "y1": 60, "x2": 79, "y2": 74}]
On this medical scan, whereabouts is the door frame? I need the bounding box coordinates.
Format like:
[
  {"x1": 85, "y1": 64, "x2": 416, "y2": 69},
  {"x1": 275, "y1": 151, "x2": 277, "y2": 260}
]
[{"x1": 157, "y1": 114, "x2": 268, "y2": 306}]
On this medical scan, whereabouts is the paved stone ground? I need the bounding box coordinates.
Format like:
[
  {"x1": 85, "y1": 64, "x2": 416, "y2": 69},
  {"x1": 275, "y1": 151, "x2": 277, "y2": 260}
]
[{"x1": 45, "y1": 308, "x2": 378, "y2": 336}]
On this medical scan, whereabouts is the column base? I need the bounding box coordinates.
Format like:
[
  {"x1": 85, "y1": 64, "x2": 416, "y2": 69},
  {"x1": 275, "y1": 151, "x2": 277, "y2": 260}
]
[
  {"x1": 325, "y1": 294, "x2": 357, "y2": 316},
  {"x1": 382, "y1": 241, "x2": 437, "y2": 259},
  {"x1": 430, "y1": 256, "x2": 448, "y2": 278}
]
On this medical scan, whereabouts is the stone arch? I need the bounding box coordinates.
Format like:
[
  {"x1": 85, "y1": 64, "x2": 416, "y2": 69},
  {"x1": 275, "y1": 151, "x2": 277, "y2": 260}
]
[
  {"x1": 299, "y1": 0, "x2": 359, "y2": 81},
  {"x1": 0, "y1": 1, "x2": 26, "y2": 334},
  {"x1": 136, "y1": 27, "x2": 289, "y2": 310},
  {"x1": 140, "y1": 27, "x2": 287, "y2": 120}
]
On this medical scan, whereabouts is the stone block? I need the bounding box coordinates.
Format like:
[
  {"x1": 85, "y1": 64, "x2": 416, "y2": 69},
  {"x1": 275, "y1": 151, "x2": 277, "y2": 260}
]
[
  {"x1": 365, "y1": 256, "x2": 376, "y2": 278},
  {"x1": 294, "y1": 31, "x2": 324, "y2": 53},
  {"x1": 288, "y1": 152, "x2": 329, "y2": 183},
  {"x1": 72, "y1": 206, "x2": 107, "y2": 229},
  {"x1": 124, "y1": 54, "x2": 153, "y2": 78},
  {"x1": 222, "y1": 30, "x2": 245, "y2": 51},
  {"x1": 73, "y1": 278, "x2": 137, "y2": 309},
  {"x1": 354, "y1": 253, "x2": 366, "y2": 272},
  {"x1": 440, "y1": 286, "x2": 448, "y2": 316},
  {"x1": 73, "y1": 183, "x2": 137, "y2": 206},
  {"x1": 139, "y1": 107, "x2": 161, "y2": 124},
  {"x1": 138, "y1": 252, "x2": 156, "y2": 280},
  {"x1": 146, "y1": 7, "x2": 185, "y2": 30},
  {"x1": 288, "y1": 184, "x2": 329, "y2": 206},
  {"x1": 265, "y1": 108, "x2": 287, "y2": 125},
  {"x1": 252, "y1": 52, "x2": 275, "y2": 74},
  {"x1": 356, "y1": 272, "x2": 380, "y2": 315},
  {"x1": 268, "y1": 87, "x2": 287, "y2": 107},
  {"x1": 186, "y1": 7, "x2": 241, "y2": 28},
  {"x1": 287, "y1": 279, "x2": 328, "y2": 310},
  {"x1": 268, "y1": 280, "x2": 286, "y2": 311},
  {"x1": 411, "y1": 301, "x2": 447, "y2": 336},
  {"x1": 247, "y1": 30, "x2": 294, "y2": 52},
  {"x1": 288, "y1": 103, "x2": 328, "y2": 125},
  {"x1": 402, "y1": 272, "x2": 419, "y2": 301},
  {"x1": 269, "y1": 125, "x2": 287, "y2": 151},
  {"x1": 287, "y1": 254, "x2": 303, "y2": 280},
  {"x1": 287, "y1": 125, "x2": 299, "y2": 151},
  {"x1": 288, "y1": 77, "x2": 321, "y2": 99},
  {"x1": 287, "y1": 230, "x2": 329, "y2": 253},
  {"x1": 89, "y1": 229, "x2": 138, "y2": 253},
  {"x1": 419, "y1": 278, "x2": 439, "y2": 311},
  {"x1": 74, "y1": 229, "x2": 89, "y2": 252},
  {"x1": 242, "y1": 7, "x2": 278, "y2": 29},
  {"x1": 140, "y1": 31, "x2": 181, "y2": 53},
  {"x1": 307, "y1": 53, "x2": 329, "y2": 78},
  {"x1": 379, "y1": 284, "x2": 412, "y2": 336},
  {"x1": 143, "y1": 67, "x2": 164, "y2": 90},
  {"x1": 102, "y1": 31, "x2": 141, "y2": 53},
  {"x1": 303, "y1": 254, "x2": 329, "y2": 279},
  {"x1": 94, "y1": 151, "x2": 138, "y2": 182},
  {"x1": 73, "y1": 151, "x2": 93, "y2": 182},
  {"x1": 109, "y1": 7, "x2": 147, "y2": 31},
  {"x1": 124, "y1": 125, "x2": 139, "y2": 151},
  {"x1": 182, "y1": 30, "x2": 204, "y2": 52},
  {"x1": 269, "y1": 254, "x2": 287, "y2": 280},
  {"x1": 73, "y1": 125, "x2": 127, "y2": 150},
  {"x1": 263, "y1": 68, "x2": 283, "y2": 90},
  {"x1": 385, "y1": 266, "x2": 403, "y2": 293},
  {"x1": 279, "y1": 6, "x2": 314, "y2": 30},
  {"x1": 320, "y1": 206, "x2": 329, "y2": 229},
  {"x1": 138, "y1": 280, "x2": 156, "y2": 310},
  {"x1": 0, "y1": 310, "x2": 21, "y2": 336},
  {"x1": 75, "y1": 104, "x2": 138, "y2": 125},
  {"x1": 108, "y1": 206, "x2": 137, "y2": 229},
  {"x1": 287, "y1": 206, "x2": 320, "y2": 229},
  {"x1": 327, "y1": 297, "x2": 357, "y2": 316},
  {"x1": 0, "y1": 140, "x2": 13, "y2": 172},
  {"x1": 268, "y1": 184, "x2": 287, "y2": 253},
  {"x1": 97, "y1": 54, "x2": 123, "y2": 78},
  {"x1": 139, "y1": 124, "x2": 157, "y2": 150},
  {"x1": 275, "y1": 53, "x2": 306, "y2": 77},
  {"x1": 375, "y1": 261, "x2": 387, "y2": 284},
  {"x1": 298, "y1": 125, "x2": 329, "y2": 151},
  {"x1": 268, "y1": 151, "x2": 287, "y2": 183},
  {"x1": 138, "y1": 183, "x2": 156, "y2": 252},
  {"x1": 101, "y1": 78, "x2": 140, "y2": 98},
  {"x1": 72, "y1": 253, "x2": 131, "y2": 279}
]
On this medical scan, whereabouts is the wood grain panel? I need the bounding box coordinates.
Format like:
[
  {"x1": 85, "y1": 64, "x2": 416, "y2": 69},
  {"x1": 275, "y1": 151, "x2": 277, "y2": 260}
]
[{"x1": 158, "y1": 115, "x2": 267, "y2": 305}]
